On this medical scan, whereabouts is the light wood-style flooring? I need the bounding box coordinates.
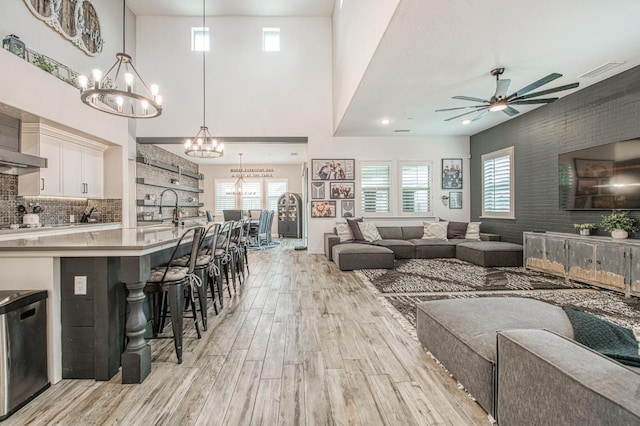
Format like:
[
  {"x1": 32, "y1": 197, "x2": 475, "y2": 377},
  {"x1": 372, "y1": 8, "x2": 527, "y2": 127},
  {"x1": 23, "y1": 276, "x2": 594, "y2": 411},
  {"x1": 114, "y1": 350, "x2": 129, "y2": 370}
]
[{"x1": 8, "y1": 243, "x2": 488, "y2": 425}]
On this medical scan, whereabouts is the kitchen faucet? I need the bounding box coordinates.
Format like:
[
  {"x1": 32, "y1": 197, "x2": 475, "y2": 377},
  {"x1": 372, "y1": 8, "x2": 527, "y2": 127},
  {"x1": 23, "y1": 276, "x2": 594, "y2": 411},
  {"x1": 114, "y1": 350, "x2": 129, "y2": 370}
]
[{"x1": 159, "y1": 189, "x2": 181, "y2": 226}]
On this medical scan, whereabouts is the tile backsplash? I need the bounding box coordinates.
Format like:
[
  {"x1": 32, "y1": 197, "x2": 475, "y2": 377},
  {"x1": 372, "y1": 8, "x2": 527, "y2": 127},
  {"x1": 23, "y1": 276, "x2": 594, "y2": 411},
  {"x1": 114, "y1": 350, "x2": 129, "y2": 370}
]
[{"x1": 0, "y1": 174, "x2": 121, "y2": 226}]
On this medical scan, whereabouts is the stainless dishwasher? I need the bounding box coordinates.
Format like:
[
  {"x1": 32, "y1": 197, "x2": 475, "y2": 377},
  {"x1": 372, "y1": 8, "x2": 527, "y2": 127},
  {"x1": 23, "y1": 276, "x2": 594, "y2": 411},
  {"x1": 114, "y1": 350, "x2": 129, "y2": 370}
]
[{"x1": 0, "y1": 290, "x2": 49, "y2": 421}]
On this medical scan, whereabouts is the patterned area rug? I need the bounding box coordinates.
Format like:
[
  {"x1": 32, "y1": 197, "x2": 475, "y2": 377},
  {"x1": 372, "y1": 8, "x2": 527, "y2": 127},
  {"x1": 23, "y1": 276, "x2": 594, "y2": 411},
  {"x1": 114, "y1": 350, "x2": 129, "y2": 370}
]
[{"x1": 356, "y1": 258, "x2": 640, "y2": 330}]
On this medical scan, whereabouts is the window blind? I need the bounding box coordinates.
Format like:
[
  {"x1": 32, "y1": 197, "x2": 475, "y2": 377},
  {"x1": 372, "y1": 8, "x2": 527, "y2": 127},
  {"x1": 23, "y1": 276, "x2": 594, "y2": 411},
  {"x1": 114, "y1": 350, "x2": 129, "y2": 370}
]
[
  {"x1": 241, "y1": 181, "x2": 262, "y2": 210},
  {"x1": 360, "y1": 164, "x2": 390, "y2": 213},
  {"x1": 267, "y1": 181, "x2": 287, "y2": 211},
  {"x1": 483, "y1": 154, "x2": 511, "y2": 213},
  {"x1": 401, "y1": 164, "x2": 431, "y2": 213},
  {"x1": 215, "y1": 181, "x2": 236, "y2": 212}
]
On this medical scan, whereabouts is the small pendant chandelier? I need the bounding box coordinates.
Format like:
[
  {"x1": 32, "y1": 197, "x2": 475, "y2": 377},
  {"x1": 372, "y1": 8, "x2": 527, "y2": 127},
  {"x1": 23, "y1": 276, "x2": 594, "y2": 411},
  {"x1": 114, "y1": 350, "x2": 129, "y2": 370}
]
[
  {"x1": 226, "y1": 153, "x2": 246, "y2": 195},
  {"x1": 77, "y1": 0, "x2": 162, "y2": 119},
  {"x1": 184, "y1": 0, "x2": 224, "y2": 158}
]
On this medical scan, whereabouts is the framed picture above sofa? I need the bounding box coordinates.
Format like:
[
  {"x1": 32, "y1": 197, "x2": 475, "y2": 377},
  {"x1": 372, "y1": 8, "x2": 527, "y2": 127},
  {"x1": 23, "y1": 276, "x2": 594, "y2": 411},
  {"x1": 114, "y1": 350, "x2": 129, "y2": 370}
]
[
  {"x1": 442, "y1": 158, "x2": 462, "y2": 189},
  {"x1": 311, "y1": 159, "x2": 355, "y2": 180}
]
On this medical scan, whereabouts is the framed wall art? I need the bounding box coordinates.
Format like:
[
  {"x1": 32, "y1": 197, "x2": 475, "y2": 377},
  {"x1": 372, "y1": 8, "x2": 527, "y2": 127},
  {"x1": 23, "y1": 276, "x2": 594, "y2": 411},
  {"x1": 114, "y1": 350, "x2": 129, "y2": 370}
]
[
  {"x1": 448, "y1": 192, "x2": 462, "y2": 209},
  {"x1": 330, "y1": 182, "x2": 355, "y2": 199},
  {"x1": 311, "y1": 159, "x2": 355, "y2": 180},
  {"x1": 341, "y1": 200, "x2": 355, "y2": 217},
  {"x1": 442, "y1": 158, "x2": 462, "y2": 189},
  {"x1": 311, "y1": 200, "x2": 336, "y2": 218},
  {"x1": 311, "y1": 182, "x2": 326, "y2": 199}
]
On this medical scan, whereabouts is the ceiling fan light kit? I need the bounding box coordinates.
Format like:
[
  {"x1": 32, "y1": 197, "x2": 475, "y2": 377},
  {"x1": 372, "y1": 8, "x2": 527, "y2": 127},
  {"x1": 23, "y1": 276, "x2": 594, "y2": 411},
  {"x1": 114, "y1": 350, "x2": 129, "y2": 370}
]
[{"x1": 436, "y1": 67, "x2": 579, "y2": 123}]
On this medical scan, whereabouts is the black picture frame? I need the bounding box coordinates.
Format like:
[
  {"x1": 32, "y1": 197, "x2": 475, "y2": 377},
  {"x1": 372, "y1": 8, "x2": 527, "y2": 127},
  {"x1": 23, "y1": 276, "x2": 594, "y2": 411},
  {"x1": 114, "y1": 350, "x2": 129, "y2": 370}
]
[
  {"x1": 448, "y1": 192, "x2": 462, "y2": 209},
  {"x1": 311, "y1": 182, "x2": 325, "y2": 199},
  {"x1": 330, "y1": 182, "x2": 355, "y2": 199},
  {"x1": 442, "y1": 158, "x2": 462, "y2": 189},
  {"x1": 311, "y1": 159, "x2": 355, "y2": 180},
  {"x1": 311, "y1": 200, "x2": 336, "y2": 218}
]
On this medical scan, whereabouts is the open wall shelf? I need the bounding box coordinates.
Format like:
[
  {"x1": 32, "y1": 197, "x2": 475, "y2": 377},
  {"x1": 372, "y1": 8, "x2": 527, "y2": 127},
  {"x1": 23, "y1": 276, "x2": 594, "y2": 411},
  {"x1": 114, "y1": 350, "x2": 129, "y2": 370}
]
[
  {"x1": 136, "y1": 178, "x2": 203, "y2": 193},
  {"x1": 136, "y1": 156, "x2": 204, "y2": 180},
  {"x1": 136, "y1": 200, "x2": 203, "y2": 208}
]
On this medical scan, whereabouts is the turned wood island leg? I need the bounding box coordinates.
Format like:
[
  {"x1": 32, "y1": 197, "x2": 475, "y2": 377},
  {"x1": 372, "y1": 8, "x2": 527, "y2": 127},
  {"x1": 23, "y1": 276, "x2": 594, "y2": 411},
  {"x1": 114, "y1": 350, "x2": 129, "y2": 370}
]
[{"x1": 119, "y1": 255, "x2": 152, "y2": 384}]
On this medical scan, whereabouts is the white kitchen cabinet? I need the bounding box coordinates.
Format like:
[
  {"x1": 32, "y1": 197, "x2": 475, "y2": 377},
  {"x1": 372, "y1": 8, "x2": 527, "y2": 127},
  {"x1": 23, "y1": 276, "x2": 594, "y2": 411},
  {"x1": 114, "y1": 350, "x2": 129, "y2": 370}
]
[
  {"x1": 61, "y1": 142, "x2": 103, "y2": 198},
  {"x1": 18, "y1": 125, "x2": 62, "y2": 196},
  {"x1": 18, "y1": 123, "x2": 105, "y2": 198}
]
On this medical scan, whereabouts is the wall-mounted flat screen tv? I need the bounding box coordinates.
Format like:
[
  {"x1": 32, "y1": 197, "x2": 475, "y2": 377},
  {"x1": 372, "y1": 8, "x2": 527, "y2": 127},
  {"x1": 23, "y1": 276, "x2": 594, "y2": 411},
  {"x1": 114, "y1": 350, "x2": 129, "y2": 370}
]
[{"x1": 559, "y1": 138, "x2": 640, "y2": 210}]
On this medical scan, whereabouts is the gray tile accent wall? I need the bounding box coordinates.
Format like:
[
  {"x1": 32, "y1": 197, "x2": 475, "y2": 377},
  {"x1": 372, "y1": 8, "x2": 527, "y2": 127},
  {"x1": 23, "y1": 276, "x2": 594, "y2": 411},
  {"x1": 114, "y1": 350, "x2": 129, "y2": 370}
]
[
  {"x1": 136, "y1": 144, "x2": 202, "y2": 221},
  {"x1": 470, "y1": 65, "x2": 640, "y2": 243},
  {"x1": 0, "y1": 174, "x2": 122, "y2": 226}
]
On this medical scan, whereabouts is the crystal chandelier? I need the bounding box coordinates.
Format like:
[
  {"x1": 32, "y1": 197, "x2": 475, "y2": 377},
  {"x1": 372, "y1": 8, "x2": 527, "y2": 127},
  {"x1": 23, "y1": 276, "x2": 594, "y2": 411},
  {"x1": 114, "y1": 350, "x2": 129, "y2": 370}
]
[
  {"x1": 184, "y1": 0, "x2": 224, "y2": 158},
  {"x1": 77, "y1": 0, "x2": 162, "y2": 119}
]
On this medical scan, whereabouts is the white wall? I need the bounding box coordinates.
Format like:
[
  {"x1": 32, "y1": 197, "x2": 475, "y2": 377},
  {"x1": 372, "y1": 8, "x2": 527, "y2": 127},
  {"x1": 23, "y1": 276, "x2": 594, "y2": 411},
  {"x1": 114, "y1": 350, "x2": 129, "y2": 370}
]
[
  {"x1": 332, "y1": 0, "x2": 400, "y2": 131},
  {"x1": 306, "y1": 135, "x2": 470, "y2": 253},
  {"x1": 135, "y1": 16, "x2": 332, "y2": 138}
]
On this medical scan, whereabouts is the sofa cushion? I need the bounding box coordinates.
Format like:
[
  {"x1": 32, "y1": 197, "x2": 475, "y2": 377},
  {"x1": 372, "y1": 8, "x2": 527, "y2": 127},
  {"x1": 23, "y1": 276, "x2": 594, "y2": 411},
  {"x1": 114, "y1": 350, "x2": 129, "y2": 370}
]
[
  {"x1": 332, "y1": 243, "x2": 394, "y2": 271},
  {"x1": 447, "y1": 221, "x2": 469, "y2": 239},
  {"x1": 465, "y1": 222, "x2": 481, "y2": 240},
  {"x1": 416, "y1": 297, "x2": 574, "y2": 417},
  {"x1": 347, "y1": 218, "x2": 364, "y2": 241},
  {"x1": 423, "y1": 221, "x2": 448, "y2": 240},
  {"x1": 402, "y1": 226, "x2": 425, "y2": 240},
  {"x1": 375, "y1": 226, "x2": 403, "y2": 240},
  {"x1": 457, "y1": 241, "x2": 523, "y2": 267},
  {"x1": 373, "y1": 239, "x2": 416, "y2": 259},
  {"x1": 335, "y1": 222, "x2": 354, "y2": 242},
  {"x1": 358, "y1": 222, "x2": 382, "y2": 242},
  {"x1": 410, "y1": 238, "x2": 459, "y2": 258}
]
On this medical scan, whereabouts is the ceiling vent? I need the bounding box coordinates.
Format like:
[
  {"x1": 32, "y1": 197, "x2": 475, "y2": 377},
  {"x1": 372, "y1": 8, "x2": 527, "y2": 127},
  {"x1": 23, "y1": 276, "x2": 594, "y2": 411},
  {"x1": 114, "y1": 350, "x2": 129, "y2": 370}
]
[
  {"x1": 393, "y1": 129, "x2": 411, "y2": 133},
  {"x1": 578, "y1": 62, "x2": 624, "y2": 78}
]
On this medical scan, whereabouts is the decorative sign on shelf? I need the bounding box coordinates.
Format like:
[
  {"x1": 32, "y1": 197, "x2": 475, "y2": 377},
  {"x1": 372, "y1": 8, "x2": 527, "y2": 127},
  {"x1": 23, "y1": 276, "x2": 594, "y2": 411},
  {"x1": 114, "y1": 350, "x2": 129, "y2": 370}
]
[{"x1": 24, "y1": 0, "x2": 104, "y2": 56}]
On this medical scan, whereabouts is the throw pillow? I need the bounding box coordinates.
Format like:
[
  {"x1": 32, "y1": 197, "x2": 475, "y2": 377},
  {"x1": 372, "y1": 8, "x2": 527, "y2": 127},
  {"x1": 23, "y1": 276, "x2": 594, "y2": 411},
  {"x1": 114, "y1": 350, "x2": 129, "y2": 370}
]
[
  {"x1": 358, "y1": 222, "x2": 382, "y2": 242},
  {"x1": 335, "y1": 222, "x2": 353, "y2": 242},
  {"x1": 346, "y1": 218, "x2": 365, "y2": 241},
  {"x1": 447, "y1": 221, "x2": 469, "y2": 239},
  {"x1": 465, "y1": 222, "x2": 481, "y2": 240},
  {"x1": 423, "y1": 221, "x2": 448, "y2": 240}
]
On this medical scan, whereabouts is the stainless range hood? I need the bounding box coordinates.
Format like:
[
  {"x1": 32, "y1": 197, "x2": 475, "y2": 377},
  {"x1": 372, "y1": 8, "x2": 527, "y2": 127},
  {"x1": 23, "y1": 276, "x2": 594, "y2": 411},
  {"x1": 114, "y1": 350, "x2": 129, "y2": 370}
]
[{"x1": 0, "y1": 113, "x2": 47, "y2": 171}]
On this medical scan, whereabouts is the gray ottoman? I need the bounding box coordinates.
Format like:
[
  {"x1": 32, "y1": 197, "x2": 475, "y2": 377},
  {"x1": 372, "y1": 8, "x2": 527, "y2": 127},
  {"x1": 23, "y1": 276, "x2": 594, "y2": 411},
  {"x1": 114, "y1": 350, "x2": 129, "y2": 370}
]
[
  {"x1": 332, "y1": 243, "x2": 394, "y2": 271},
  {"x1": 416, "y1": 297, "x2": 573, "y2": 417},
  {"x1": 456, "y1": 241, "x2": 523, "y2": 267}
]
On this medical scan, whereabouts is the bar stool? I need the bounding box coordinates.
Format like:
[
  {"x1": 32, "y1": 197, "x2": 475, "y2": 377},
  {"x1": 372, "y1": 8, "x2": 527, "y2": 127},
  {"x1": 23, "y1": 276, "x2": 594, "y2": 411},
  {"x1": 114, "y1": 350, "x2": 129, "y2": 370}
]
[
  {"x1": 144, "y1": 226, "x2": 204, "y2": 364},
  {"x1": 239, "y1": 218, "x2": 251, "y2": 275},
  {"x1": 171, "y1": 223, "x2": 220, "y2": 331},
  {"x1": 213, "y1": 221, "x2": 233, "y2": 308}
]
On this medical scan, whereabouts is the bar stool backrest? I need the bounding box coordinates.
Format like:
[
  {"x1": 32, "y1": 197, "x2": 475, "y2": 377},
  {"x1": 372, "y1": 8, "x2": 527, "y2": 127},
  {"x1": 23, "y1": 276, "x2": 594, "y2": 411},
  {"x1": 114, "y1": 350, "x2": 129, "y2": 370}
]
[
  {"x1": 200, "y1": 223, "x2": 221, "y2": 255},
  {"x1": 158, "y1": 226, "x2": 205, "y2": 281}
]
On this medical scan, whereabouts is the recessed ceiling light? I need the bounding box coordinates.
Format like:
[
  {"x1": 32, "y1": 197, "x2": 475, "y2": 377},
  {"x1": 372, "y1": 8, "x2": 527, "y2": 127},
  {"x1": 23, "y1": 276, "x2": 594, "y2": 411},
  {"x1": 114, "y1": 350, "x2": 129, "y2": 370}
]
[
  {"x1": 461, "y1": 119, "x2": 471, "y2": 125},
  {"x1": 380, "y1": 118, "x2": 391, "y2": 125}
]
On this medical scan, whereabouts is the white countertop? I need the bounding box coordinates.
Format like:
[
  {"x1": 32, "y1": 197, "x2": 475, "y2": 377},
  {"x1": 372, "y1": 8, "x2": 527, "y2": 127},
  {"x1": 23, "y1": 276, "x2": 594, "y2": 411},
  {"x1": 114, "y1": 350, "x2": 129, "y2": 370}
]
[{"x1": 0, "y1": 222, "x2": 207, "y2": 257}]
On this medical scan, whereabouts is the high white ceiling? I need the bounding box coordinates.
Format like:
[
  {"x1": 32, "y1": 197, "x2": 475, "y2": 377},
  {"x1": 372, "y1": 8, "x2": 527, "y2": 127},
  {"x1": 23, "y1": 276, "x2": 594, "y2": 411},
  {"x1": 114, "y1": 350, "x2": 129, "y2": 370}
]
[{"x1": 128, "y1": 0, "x2": 640, "y2": 163}]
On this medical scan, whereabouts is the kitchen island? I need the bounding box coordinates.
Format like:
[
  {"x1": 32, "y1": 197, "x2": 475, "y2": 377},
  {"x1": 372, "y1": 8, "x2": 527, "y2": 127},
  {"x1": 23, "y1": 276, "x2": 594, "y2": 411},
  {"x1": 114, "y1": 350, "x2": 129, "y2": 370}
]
[{"x1": 0, "y1": 222, "x2": 206, "y2": 384}]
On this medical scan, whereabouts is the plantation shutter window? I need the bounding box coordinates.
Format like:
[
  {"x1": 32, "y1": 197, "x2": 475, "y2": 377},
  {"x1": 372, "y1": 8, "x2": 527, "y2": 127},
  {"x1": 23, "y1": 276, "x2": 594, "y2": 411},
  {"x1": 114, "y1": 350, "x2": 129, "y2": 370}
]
[
  {"x1": 241, "y1": 181, "x2": 262, "y2": 210},
  {"x1": 267, "y1": 180, "x2": 288, "y2": 211},
  {"x1": 215, "y1": 180, "x2": 236, "y2": 213},
  {"x1": 360, "y1": 163, "x2": 390, "y2": 214},
  {"x1": 482, "y1": 147, "x2": 515, "y2": 218},
  {"x1": 400, "y1": 163, "x2": 431, "y2": 214}
]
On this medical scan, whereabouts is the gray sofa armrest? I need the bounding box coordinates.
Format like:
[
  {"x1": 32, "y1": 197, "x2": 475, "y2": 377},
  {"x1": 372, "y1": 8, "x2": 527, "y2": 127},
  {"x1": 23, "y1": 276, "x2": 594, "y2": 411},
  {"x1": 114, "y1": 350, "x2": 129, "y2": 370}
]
[
  {"x1": 496, "y1": 329, "x2": 640, "y2": 425},
  {"x1": 480, "y1": 232, "x2": 501, "y2": 241},
  {"x1": 324, "y1": 233, "x2": 340, "y2": 260}
]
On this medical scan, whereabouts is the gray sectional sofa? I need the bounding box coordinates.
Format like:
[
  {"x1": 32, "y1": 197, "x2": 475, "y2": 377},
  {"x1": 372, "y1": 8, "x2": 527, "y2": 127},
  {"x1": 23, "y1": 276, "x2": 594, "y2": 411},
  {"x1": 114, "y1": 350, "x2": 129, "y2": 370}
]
[
  {"x1": 324, "y1": 224, "x2": 523, "y2": 271},
  {"x1": 417, "y1": 298, "x2": 640, "y2": 425}
]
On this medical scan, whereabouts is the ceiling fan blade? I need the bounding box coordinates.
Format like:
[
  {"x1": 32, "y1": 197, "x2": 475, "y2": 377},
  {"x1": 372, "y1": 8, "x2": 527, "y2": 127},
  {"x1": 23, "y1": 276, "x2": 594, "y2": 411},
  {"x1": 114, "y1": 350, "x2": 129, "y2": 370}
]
[
  {"x1": 445, "y1": 107, "x2": 489, "y2": 121},
  {"x1": 502, "y1": 106, "x2": 520, "y2": 116},
  {"x1": 471, "y1": 110, "x2": 489, "y2": 122},
  {"x1": 511, "y1": 82, "x2": 579, "y2": 101},
  {"x1": 507, "y1": 73, "x2": 562, "y2": 100},
  {"x1": 495, "y1": 79, "x2": 511, "y2": 98},
  {"x1": 452, "y1": 95, "x2": 490, "y2": 103},
  {"x1": 436, "y1": 105, "x2": 487, "y2": 112},
  {"x1": 511, "y1": 98, "x2": 558, "y2": 105}
]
